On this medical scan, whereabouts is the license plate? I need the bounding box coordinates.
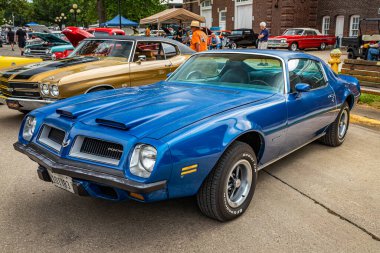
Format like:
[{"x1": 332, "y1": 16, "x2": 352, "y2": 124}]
[
  {"x1": 48, "y1": 171, "x2": 75, "y2": 193},
  {"x1": 6, "y1": 100, "x2": 20, "y2": 109}
]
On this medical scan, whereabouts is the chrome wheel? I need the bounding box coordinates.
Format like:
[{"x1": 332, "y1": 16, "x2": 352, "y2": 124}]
[
  {"x1": 291, "y1": 43, "x2": 298, "y2": 51},
  {"x1": 338, "y1": 109, "x2": 348, "y2": 139},
  {"x1": 231, "y1": 43, "x2": 237, "y2": 49},
  {"x1": 320, "y1": 42, "x2": 326, "y2": 50},
  {"x1": 226, "y1": 160, "x2": 252, "y2": 208}
]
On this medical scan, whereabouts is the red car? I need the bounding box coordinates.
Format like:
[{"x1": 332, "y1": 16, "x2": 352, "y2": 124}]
[
  {"x1": 268, "y1": 28, "x2": 336, "y2": 51},
  {"x1": 87, "y1": 27, "x2": 125, "y2": 36}
]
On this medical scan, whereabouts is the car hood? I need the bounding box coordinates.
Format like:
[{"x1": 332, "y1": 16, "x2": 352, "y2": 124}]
[
  {"x1": 52, "y1": 82, "x2": 274, "y2": 139},
  {"x1": 32, "y1": 32, "x2": 70, "y2": 45},
  {"x1": 62, "y1": 27, "x2": 94, "y2": 47},
  {"x1": 1, "y1": 57, "x2": 126, "y2": 81}
]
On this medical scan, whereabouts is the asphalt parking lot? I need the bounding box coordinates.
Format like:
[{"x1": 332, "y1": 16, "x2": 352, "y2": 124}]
[{"x1": 0, "y1": 104, "x2": 379, "y2": 252}]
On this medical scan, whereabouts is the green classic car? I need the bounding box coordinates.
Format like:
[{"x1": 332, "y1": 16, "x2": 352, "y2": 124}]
[{"x1": 25, "y1": 32, "x2": 74, "y2": 61}]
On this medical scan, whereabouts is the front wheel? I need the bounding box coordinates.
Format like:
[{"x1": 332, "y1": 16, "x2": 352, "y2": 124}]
[
  {"x1": 320, "y1": 102, "x2": 350, "y2": 147},
  {"x1": 230, "y1": 42, "x2": 237, "y2": 49},
  {"x1": 347, "y1": 51, "x2": 354, "y2": 59},
  {"x1": 197, "y1": 141, "x2": 258, "y2": 221},
  {"x1": 289, "y1": 42, "x2": 298, "y2": 51}
]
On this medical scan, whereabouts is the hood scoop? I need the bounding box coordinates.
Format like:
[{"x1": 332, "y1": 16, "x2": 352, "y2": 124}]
[{"x1": 95, "y1": 119, "x2": 129, "y2": 130}]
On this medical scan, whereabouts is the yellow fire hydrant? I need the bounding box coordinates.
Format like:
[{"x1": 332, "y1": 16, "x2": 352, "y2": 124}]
[{"x1": 328, "y1": 49, "x2": 342, "y2": 74}]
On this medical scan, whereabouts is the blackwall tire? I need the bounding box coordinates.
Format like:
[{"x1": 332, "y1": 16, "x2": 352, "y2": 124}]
[
  {"x1": 320, "y1": 102, "x2": 350, "y2": 147},
  {"x1": 197, "y1": 141, "x2": 258, "y2": 221}
]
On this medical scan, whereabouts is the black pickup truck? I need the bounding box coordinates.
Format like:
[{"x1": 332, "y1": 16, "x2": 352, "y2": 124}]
[{"x1": 225, "y1": 29, "x2": 259, "y2": 49}]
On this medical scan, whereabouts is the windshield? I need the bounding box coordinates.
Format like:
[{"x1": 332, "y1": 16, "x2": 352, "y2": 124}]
[
  {"x1": 167, "y1": 53, "x2": 284, "y2": 93},
  {"x1": 69, "y1": 39, "x2": 133, "y2": 59},
  {"x1": 283, "y1": 29, "x2": 304, "y2": 36},
  {"x1": 231, "y1": 30, "x2": 243, "y2": 35}
]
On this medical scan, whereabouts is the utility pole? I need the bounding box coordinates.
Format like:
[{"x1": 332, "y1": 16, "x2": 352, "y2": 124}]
[{"x1": 118, "y1": 0, "x2": 122, "y2": 29}]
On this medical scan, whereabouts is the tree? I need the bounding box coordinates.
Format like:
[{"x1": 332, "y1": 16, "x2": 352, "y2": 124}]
[{"x1": 97, "y1": 0, "x2": 106, "y2": 24}]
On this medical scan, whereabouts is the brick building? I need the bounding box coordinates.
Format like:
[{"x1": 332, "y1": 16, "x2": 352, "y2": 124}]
[{"x1": 183, "y1": 0, "x2": 380, "y2": 37}]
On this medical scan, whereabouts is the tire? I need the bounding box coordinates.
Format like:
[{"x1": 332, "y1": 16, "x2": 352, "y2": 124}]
[
  {"x1": 18, "y1": 110, "x2": 30, "y2": 114},
  {"x1": 289, "y1": 42, "x2": 298, "y2": 51},
  {"x1": 347, "y1": 51, "x2": 354, "y2": 59},
  {"x1": 320, "y1": 102, "x2": 350, "y2": 147},
  {"x1": 319, "y1": 42, "x2": 326, "y2": 51},
  {"x1": 197, "y1": 141, "x2": 258, "y2": 221},
  {"x1": 231, "y1": 42, "x2": 237, "y2": 49}
]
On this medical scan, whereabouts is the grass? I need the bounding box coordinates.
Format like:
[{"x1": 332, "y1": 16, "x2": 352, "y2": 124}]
[{"x1": 358, "y1": 93, "x2": 380, "y2": 109}]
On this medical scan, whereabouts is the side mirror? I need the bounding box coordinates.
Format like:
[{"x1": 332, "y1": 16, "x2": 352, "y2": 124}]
[
  {"x1": 295, "y1": 83, "x2": 311, "y2": 93},
  {"x1": 166, "y1": 72, "x2": 173, "y2": 78},
  {"x1": 137, "y1": 55, "x2": 146, "y2": 64}
]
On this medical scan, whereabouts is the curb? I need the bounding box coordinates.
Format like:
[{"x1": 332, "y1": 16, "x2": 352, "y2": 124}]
[{"x1": 350, "y1": 114, "x2": 380, "y2": 127}]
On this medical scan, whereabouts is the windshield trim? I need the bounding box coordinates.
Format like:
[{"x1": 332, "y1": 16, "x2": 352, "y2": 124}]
[
  {"x1": 166, "y1": 51, "x2": 288, "y2": 94},
  {"x1": 69, "y1": 39, "x2": 135, "y2": 62}
]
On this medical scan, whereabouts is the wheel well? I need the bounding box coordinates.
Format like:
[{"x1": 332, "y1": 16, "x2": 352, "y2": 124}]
[
  {"x1": 345, "y1": 94, "x2": 355, "y2": 110},
  {"x1": 235, "y1": 131, "x2": 264, "y2": 162},
  {"x1": 85, "y1": 85, "x2": 114, "y2": 93}
]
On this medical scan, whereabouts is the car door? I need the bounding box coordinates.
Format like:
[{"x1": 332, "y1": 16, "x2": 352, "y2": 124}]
[
  {"x1": 129, "y1": 41, "x2": 173, "y2": 87},
  {"x1": 284, "y1": 58, "x2": 337, "y2": 153},
  {"x1": 302, "y1": 30, "x2": 314, "y2": 48}
]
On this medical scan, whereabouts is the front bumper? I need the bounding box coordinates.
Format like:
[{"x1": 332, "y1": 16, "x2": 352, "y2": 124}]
[
  {"x1": 267, "y1": 42, "x2": 288, "y2": 48},
  {"x1": 0, "y1": 94, "x2": 7, "y2": 104},
  {"x1": 6, "y1": 97, "x2": 57, "y2": 111},
  {"x1": 14, "y1": 142, "x2": 167, "y2": 194}
]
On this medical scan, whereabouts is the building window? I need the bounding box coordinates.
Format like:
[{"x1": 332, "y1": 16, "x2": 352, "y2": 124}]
[
  {"x1": 322, "y1": 16, "x2": 330, "y2": 35},
  {"x1": 201, "y1": 0, "x2": 211, "y2": 7},
  {"x1": 350, "y1": 15, "x2": 360, "y2": 37},
  {"x1": 220, "y1": 11, "x2": 226, "y2": 22}
]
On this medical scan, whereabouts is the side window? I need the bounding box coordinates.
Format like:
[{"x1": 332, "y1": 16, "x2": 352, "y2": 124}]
[
  {"x1": 133, "y1": 42, "x2": 165, "y2": 62},
  {"x1": 288, "y1": 59, "x2": 327, "y2": 92},
  {"x1": 162, "y1": 43, "x2": 178, "y2": 59}
]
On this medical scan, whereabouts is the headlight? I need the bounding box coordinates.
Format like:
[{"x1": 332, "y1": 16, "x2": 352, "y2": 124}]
[
  {"x1": 40, "y1": 83, "x2": 49, "y2": 95},
  {"x1": 22, "y1": 116, "x2": 37, "y2": 141},
  {"x1": 281, "y1": 39, "x2": 287, "y2": 43},
  {"x1": 45, "y1": 49, "x2": 52, "y2": 55},
  {"x1": 50, "y1": 85, "x2": 59, "y2": 96},
  {"x1": 130, "y1": 144, "x2": 157, "y2": 178},
  {"x1": 25, "y1": 48, "x2": 31, "y2": 54}
]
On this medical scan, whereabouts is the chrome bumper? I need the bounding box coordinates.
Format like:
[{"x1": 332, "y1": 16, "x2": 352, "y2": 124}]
[
  {"x1": 14, "y1": 142, "x2": 166, "y2": 193},
  {"x1": 6, "y1": 97, "x2": 57, "y2": 111},
  {"x1": 267, "y1": 42, "x2": 288, "y2": 48}
]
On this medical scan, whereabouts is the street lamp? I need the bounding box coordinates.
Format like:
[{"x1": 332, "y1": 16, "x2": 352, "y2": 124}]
[{"x1": 70, "y1": 4, "x2": 81, "y2": 26}]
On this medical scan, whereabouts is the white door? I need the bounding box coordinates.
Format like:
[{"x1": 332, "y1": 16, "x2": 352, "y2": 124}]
[
  {"x1": 235, "y1": 2, "x2": 253, "y2": 29},
  {"x1": 201, "y1": 9, "x2": 212, "y2": 28},
  {"x1": 335, "y1": 16, "x2": 344, "y2": 37}
]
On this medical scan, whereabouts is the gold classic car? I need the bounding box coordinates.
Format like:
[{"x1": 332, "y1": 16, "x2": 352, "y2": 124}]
[
  {"x1": 1, "y1": 36, "x2": 193, "y2": 112},
  {"x1": 0, "y1": 56, "x2": 42, "y2": 69}
]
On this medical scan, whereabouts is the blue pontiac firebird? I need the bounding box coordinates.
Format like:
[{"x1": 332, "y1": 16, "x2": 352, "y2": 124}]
[{"x1": 15, "y1": 50, "x2": 360, "y2": 221}]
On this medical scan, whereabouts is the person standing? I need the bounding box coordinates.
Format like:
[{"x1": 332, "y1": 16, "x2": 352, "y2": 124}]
[
  {"x1": 257, "y1": 22, "x2": 269, "y2": 49},
  {"x1": 7, "y1": 27, "x2": 15, "y2": 51},
  {"x1": 16, "y1": 27, "x2": 27, "y2": 56},
  {"x1": 145, "y1": 26, "x2": 151, "y2": 37},
  {"x1": 174, "y1": 27, "x2": 184, "y2": 43},
  {"x1": 189, "y1": 21, "x2": 208, "y2": 52},
  {"x1": 367, "y1": 41, "x2": 380, "y2": 61}
]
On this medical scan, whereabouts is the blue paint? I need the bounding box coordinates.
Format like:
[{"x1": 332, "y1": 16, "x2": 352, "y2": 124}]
[{"x1": 18, "y1": 50, "x2": 360, "y2": 202}]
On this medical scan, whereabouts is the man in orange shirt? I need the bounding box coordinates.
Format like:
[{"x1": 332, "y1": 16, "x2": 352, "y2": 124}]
[{"x1": 190, "y1": 21, "x2": 208, "y2": 52}]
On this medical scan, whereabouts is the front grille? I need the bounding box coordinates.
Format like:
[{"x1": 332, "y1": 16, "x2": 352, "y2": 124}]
[
  {"x1": 70, "y1": 136, "x2": 124, "y2": 166},
  {"x1": 38, "y1": 125, "x2": 65, "y2": 151},
  {"x1": 9, "y1": 82, "x2": 39, "y2": 89},
  {"x1": 0, "y1": 80, "x2": 10, "y2": 97},
  {"x1": 80, "y1": 138, "x2": 123, "y2": 161},
  {"x1": 12, "y1": 91, "x2": 41, "y2": 98}
]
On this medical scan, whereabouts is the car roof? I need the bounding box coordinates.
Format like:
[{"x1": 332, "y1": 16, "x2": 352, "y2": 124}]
[
  {"x1": 82, "y1": 35, "x2": 195, "y2": 54},
  {"x1": 197, "y1": 49, "x2": 322, "y2": 62}
]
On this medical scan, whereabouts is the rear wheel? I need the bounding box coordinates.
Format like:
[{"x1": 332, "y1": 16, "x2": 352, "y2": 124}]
[
  {"x1": 197, "y1": 141, "x2": 258, "y2": 221},
  {"x1": 347, "y1": 51, "x2": 354, "y2": 59},
  {"x1": 319, "y1": 42, "x2": 327, "y2": 50},
  {"x1": 289, "y1": 42, "x2": 298, "y2": 51},
  {"x1": 320, "y1": 102, "x2": 350, "y2": 147}
]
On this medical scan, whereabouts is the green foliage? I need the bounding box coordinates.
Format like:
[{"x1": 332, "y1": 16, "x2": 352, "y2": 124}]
[
  {"x1": 359, "y1": 93, "x2": 380, "y2": 109},
  {"x1": 0, "y1": 0, "x2": 167, "y2": 27}
]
